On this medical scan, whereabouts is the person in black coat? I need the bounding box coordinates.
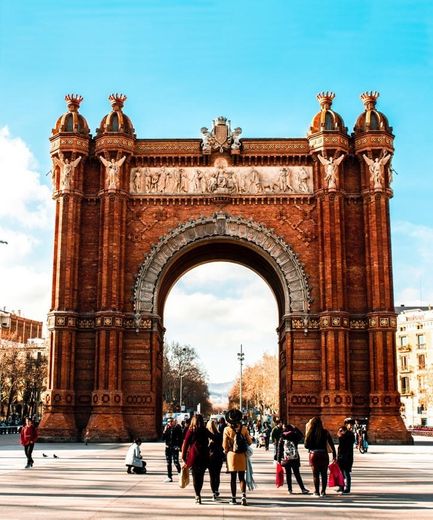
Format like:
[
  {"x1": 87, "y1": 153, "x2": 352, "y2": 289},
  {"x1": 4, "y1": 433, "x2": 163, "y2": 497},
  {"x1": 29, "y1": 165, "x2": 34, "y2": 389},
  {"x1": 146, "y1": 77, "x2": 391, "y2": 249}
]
[
  {"x1": 337, "y1": 419, "x2": 356, "y2": 494},
  {"x1": 162, "y1": 417, "x2": 183, "y2": 482},
  {"x1": 206, "y1": 419, "x2": 224, "y2": 500},
  {"x1": 277, "y1": 423, "x2": 309, "y2": 494}
]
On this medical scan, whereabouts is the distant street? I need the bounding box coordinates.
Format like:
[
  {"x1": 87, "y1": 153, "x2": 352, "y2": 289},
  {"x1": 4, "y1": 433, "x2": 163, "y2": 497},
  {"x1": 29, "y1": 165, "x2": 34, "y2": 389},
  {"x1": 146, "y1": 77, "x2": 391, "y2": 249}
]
[{"x1": 0, "y1": 434, "x2": 432, "y2": 519}]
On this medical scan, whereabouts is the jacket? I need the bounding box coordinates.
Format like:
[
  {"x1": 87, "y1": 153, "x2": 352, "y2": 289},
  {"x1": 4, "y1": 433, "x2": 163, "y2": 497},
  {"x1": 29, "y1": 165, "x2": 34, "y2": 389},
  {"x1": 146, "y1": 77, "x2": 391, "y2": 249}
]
[
  {"x1": 223, "y1": 425, "x2": 252, "y2": 472},
  {"x1": 162, "y1": 424, "x2": 183, "y2": 448},
  {"x1": 337, "y1": 429, "x2": 355, "y2": 471},
  {"x1": 20, "y1": 424, "x2": 38, "y2": 446},
  {"x1": 125, "y1": 443, "x2": 143, "y2": 468}
]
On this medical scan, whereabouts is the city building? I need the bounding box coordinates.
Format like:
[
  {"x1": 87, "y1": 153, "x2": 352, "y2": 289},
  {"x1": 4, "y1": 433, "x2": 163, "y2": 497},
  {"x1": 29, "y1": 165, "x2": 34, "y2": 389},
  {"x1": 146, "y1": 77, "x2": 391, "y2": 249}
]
[
  {"x1": 396, "y1": 305, "x2": 433, "y2": 427},
  {"x1": 0, "y1": 308, "x2": 43, "y2": 343}
]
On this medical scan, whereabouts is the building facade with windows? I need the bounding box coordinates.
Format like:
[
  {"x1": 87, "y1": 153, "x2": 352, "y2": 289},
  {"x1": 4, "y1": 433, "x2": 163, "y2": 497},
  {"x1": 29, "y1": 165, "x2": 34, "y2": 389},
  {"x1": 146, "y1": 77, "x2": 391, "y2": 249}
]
[
  {"x1": 396, "y1": 306, "x2": 433, "y2": 427},
  {"x1": 0, "y1": 309, "x2": 43, "y2": 343}
]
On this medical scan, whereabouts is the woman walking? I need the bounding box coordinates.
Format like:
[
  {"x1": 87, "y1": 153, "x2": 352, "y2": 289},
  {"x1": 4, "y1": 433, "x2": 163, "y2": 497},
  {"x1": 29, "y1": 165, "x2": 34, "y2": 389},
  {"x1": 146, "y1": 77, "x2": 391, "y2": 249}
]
[
  {"x1": 207, "y1": 418, "x2": 224, "y2": 500},
  {"x1": 277, "y1": 423, "x2": 309, "y2": 494},
  {"x1": 20, "y1": 417, "x2": 38, "y2": 468},
  {"x1": 181, "y1": 414, "x2": 212, "y2": 504},
  {"x1": 304, "y1": 416, "x2": 336, "y2": 497},
  {"x1": 337, "y1": 418, "x2": 355, "y2": 494},
  {"x1": 223, "y1": 409, "x2": 253, "y2": 506}
]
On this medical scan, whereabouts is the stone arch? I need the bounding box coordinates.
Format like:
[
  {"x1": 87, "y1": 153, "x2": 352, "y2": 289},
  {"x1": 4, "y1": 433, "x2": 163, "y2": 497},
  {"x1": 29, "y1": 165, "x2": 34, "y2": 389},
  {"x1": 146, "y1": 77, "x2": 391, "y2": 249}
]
[{"x1": 134, "y1": 212, "x2": 312, "y2": 318}]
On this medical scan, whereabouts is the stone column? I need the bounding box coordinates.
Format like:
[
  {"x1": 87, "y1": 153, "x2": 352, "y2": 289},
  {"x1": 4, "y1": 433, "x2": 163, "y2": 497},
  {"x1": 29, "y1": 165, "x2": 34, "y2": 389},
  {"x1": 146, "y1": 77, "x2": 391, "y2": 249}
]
[
  {"x1": 39, "y1": 149, "x2": 88, "y2": 441},
  {"x1": 84, "y1": 155, "x2": 130, "y2": 441}
]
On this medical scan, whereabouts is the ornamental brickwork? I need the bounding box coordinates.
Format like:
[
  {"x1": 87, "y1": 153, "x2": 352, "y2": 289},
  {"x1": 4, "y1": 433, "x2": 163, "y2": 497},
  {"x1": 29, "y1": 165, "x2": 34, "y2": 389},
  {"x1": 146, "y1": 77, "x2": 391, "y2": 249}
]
[{"x1": 38, "y1": 92, "x2": 411, "y2": 443}]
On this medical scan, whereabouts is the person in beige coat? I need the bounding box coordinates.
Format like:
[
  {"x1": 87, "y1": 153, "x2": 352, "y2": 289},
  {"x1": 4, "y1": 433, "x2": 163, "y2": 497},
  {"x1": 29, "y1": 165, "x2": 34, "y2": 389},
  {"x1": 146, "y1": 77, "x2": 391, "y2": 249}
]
[{"x1": 223, "y1": 409, "x2": 253, "y2": 506}]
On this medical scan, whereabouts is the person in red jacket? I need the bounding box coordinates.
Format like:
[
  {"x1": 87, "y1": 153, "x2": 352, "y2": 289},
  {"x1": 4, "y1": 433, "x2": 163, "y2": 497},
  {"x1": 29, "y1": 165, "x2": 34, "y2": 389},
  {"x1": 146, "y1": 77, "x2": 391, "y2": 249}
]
[{"x1": 20, "y1": 417, "x2": 38, "y2": 468}]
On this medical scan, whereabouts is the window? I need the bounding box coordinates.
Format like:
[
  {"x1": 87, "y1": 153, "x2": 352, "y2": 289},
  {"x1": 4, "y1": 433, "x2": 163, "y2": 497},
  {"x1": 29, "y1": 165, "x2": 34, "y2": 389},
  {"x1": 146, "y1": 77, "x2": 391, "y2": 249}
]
[
  {"x1": 418, "y1": 376, "x2": 426, "y2": 391},
  {"x1": 400, "y1": 356, "x2": 408, "y2": 370},
  {"x1": 400, "y1": 336, "x2": 408, "y2": 347},
  {"x1": 417, "y1": 335, "x2": 425, "y2": 348},
  {"x1": 400, "y1": 377, "x2": 410, "y2": 394},
  {"x1": 418, "y1": 354, "x2": 426, "y2": 369}
]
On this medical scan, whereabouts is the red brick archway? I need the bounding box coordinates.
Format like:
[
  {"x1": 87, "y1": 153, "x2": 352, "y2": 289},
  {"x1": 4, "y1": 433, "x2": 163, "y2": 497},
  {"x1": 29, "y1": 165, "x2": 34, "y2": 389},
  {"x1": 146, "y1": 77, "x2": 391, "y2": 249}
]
[{"x1": 39, "y1": 92, "x2": 411, "y2": 443}]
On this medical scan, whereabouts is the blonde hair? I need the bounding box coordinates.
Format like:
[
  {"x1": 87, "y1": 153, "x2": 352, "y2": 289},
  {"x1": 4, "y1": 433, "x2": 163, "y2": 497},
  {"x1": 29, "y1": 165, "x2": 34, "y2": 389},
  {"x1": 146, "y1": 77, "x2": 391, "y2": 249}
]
[
  {"x1": 206, "y1": 419, "x2": 218, "y2": 435},
  {"x1": 304, "y1": 416, "x2": 325, "y2": 445},
  {"x1": 189, "y1": 413, "x2": 204, "y2": 431}
]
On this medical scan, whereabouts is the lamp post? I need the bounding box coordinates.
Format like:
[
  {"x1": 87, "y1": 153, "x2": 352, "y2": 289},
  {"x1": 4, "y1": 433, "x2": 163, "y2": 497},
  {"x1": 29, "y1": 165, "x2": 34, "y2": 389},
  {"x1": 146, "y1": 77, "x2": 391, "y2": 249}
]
[
  {"x1": 179, "y1": 347, "x2": 187, "y2": 411},
  {"x1": 237, "y1": 344, "x2": 245, "y2": 412}
]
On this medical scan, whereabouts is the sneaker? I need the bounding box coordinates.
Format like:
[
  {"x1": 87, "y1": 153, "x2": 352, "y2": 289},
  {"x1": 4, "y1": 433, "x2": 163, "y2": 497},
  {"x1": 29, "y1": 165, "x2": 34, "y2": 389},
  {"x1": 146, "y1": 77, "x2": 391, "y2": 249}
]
[
  {"x1": 229, "y1": 497, "x2": 237, "y2": 505},
  {"x1": 164, "y1": 477, "x2": 173, "y2": 482},
  {"x1": 288, "y1": 489, "x2": 293, "y2": 494},
  {"x1": 301, "y1": 488, "x2": 310, "y2": 494},
  {"x1": 24, "y1": 464, "x2": 31, "y2": 469},
  {"x1": 342, "y1": 490, "x2": 350, "y2": 494},
  {"x1": 320, "y1": 491, "x2": 326, "y2": 497},
  {"x1": 241, "y1": 496, "x2": 247, "y2": 506},
  {"x1": 195, "y1": 496, "x2": 201, "y2": 504},
  {"x1": 313, "y1": 492, "x2": 320, "y2": 497},
  {"x1": 127, "y1": 468, "x2": 132, "y2": 474},
  {"x1": 214, "y1": 491, "x2": 220, "y2": 497}
]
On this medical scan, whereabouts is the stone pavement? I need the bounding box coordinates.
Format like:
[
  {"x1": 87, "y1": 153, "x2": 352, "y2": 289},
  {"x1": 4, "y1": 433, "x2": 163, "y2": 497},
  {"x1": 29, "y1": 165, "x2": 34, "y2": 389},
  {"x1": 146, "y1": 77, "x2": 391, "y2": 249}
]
[{"x1": 0, "y1": 435, "x2": 432, "y2": 519}]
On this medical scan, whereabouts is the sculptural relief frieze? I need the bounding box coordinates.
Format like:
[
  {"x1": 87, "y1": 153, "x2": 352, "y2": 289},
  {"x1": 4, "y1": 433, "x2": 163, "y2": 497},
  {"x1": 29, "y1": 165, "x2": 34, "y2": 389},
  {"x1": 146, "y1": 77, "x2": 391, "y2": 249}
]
[{"x1": 129, "y1": 164, "x2": 313, "y2": 196}]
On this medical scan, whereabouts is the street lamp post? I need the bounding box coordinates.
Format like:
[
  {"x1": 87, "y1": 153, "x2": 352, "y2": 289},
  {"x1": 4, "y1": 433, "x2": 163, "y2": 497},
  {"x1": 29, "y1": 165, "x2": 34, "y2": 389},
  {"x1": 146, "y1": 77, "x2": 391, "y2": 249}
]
[
  {"x1": 179, "y1": 347, "x2": 187, "y2": 411},
  {"x1": 237, "y1": 344, "x2": 245, "y2": 412}
]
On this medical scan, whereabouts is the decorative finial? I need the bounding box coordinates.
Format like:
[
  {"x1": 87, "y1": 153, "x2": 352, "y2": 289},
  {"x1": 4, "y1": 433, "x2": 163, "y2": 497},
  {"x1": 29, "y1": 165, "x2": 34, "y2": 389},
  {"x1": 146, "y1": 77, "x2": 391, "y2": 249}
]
[
  {"x1": 316, "y1": 91, "x2": 335, "y2": 109},
  {"x1": 360, "y1": 91, "x2": 380, "y2": 109},
  {"x1": 216, "y1": 116, "x2": 228, "y2": 125},
  {"x1": 65, "y1": 94, "x2": 83, "y2": 112},
  {"x1": 109, "y1": 93, "x2": 127, "y2": 109}
]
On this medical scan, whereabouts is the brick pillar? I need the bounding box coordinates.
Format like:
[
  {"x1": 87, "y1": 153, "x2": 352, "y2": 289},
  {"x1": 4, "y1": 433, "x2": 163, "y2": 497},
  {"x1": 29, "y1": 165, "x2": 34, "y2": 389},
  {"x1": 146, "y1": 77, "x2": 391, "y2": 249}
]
[
  {"x1": 84, "y1": 169, "x2": 130, "y2": 442},
  {"x1": 39, "y1": 151, "x2": 88, "y2": 441},
  {"x1": 317, "y1": 184, "x2": 353, "y2": 432},
  {"x1": 362, "y1": 183, "x2": 412, "y2": 443}
]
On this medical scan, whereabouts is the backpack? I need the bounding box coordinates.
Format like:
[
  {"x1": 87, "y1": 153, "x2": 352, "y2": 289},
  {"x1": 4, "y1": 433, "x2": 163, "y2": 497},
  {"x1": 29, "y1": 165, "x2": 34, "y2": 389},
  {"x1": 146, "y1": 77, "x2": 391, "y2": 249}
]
[
  {"x1": 233, "y1": 430, "x2": 248, "y2": 453},
  {"x1": 283, "y1": 439, "x2": 298, "y2": 461}
]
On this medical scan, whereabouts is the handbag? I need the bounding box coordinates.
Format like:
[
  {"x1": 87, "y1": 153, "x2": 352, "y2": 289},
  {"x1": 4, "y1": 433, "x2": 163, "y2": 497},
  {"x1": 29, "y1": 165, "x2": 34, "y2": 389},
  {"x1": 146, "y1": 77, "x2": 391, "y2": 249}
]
[
  {"x1": 179, "y1": 464, "x2": 190, "y2": 488},
  {"x1": 328, "y1": 460, "x2": 344, "y2": 488},
  {"x1": 275, "y1": 462, "x2": 284, "y2": 488}
]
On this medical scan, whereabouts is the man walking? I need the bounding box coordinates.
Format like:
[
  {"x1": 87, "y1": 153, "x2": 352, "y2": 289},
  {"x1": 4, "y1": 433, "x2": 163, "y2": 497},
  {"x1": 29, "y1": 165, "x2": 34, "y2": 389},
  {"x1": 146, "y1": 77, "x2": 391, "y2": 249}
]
[{"x1": 162, "y1": 418, "x2": 183, "y2": 482}]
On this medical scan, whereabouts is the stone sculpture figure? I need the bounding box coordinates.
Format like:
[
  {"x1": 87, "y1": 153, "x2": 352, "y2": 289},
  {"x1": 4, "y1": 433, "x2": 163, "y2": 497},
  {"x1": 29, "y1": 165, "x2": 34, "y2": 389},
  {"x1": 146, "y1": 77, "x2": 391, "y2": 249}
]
[
  {"x1": 362, "y1": 153, "x2": 391, "y2": 190},
  {"x1": 231, "y1": 127, "x2": 242, "y2": 150},
  {"x1": 132, "y1": 168, "x2": 142, "y2": 192},
  {"x1": 201, "y1": 127, "x2": 212, "y2": 153},
  {"x1": 296, "y1": 167, "x2": 310, "y2": 193},
  {"x1": 99, "y1": 155, "x2": 126, "y2": 189},
  {"x1": 318, "y1": 153, "x2": 345, "y2": 190},
  {"x1": 53, "y1": 153, "x2": 81, "y2": 190}
]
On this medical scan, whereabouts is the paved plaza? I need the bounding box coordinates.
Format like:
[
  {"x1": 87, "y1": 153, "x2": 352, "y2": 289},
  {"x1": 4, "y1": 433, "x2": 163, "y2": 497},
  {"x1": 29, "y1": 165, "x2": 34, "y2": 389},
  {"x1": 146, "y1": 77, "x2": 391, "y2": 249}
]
[{"x1": 0, "y1": 434, "x2": 432, "y2": 519}]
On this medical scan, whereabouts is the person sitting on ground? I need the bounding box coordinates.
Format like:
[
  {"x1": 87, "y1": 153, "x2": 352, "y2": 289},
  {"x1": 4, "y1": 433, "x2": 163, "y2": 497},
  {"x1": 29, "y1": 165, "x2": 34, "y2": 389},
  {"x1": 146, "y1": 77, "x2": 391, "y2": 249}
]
[{"x1": 124, "y1": 438, "x2": 146, "y2": 474}]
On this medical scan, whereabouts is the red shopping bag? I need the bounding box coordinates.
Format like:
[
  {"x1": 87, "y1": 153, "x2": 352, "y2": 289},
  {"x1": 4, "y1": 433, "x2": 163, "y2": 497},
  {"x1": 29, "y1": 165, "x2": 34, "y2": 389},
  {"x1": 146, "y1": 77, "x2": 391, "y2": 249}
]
[
  {"x1": 275, "y1": 462, "x2": 284, "y2": 488},
  {"x1": 328, "y1": 460, "x2": 344, "y2": 487}
]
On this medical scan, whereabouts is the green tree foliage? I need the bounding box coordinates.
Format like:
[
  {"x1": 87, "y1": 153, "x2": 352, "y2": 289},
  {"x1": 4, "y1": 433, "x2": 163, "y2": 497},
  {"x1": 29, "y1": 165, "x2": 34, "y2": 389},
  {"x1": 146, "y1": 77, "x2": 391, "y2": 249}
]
[{"x1": 163, "y1": 342, "x2": 212, "y2": 416}]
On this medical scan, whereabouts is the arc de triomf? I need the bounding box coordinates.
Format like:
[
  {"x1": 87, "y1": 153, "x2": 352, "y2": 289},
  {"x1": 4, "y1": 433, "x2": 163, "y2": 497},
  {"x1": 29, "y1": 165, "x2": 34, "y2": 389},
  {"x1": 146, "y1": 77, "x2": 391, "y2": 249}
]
[{"x1": 39, "y1": 91, "x2": 411, "y2": 443}]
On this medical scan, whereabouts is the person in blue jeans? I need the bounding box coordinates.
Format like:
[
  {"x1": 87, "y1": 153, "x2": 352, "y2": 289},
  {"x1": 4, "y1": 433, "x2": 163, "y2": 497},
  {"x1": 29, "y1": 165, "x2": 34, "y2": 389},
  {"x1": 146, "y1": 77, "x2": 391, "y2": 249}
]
[{"x1": 337, "y1": 418, "x2": 355, "y2": 494}]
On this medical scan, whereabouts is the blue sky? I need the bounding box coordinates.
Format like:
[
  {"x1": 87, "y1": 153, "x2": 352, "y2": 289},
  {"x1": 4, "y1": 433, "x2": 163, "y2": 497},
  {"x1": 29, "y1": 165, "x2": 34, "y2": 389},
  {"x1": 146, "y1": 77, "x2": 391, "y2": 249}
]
[{"x1": 1, "y1": 1, "x2": 432, "y2": 381}]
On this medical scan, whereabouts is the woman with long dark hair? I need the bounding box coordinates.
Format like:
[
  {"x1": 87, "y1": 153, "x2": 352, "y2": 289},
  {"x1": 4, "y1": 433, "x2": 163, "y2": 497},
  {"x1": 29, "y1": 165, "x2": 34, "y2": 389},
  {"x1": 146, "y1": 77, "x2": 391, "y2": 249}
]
[
  {"x1": 206, "y1": 419, "x2": 224, "y2": 500},
  {"x1": 181, "y1": 414, "x2": 212, "y2": 504},
  {"x1": 304, "y1": 416, "x2": 336, "y2": 497}
]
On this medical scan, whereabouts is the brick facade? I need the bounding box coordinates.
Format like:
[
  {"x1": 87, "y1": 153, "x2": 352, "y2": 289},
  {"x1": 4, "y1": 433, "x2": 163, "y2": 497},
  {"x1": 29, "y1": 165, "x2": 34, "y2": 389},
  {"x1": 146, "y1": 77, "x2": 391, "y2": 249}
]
[{"x1": 38, "y1": 92, "x2": 411, "y2": 443}]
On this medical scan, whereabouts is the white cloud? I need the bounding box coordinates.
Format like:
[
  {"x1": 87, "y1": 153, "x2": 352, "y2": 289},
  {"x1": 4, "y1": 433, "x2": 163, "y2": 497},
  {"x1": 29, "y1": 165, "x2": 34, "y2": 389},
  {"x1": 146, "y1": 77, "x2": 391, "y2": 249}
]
[
  {"x1": 164, "y1": 263, "x2": 278, "y2": 383},
  {"x1": 0, "y1": 126, "x2": 52, "y2": 229},
  {"x1": 0, "y1": 127, "x2": 53, "y2": 323},
  {"x1": 393, "y1": 221, "x2": 433, "y2": 306}
]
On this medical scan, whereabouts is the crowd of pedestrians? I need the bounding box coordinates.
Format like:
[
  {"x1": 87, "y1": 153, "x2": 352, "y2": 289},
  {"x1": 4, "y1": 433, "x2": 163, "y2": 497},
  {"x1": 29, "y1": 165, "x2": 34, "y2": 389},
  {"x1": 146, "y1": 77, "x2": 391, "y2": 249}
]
[{"x1": 17, "y1": 411, "x2": 360, "y2": 506}]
